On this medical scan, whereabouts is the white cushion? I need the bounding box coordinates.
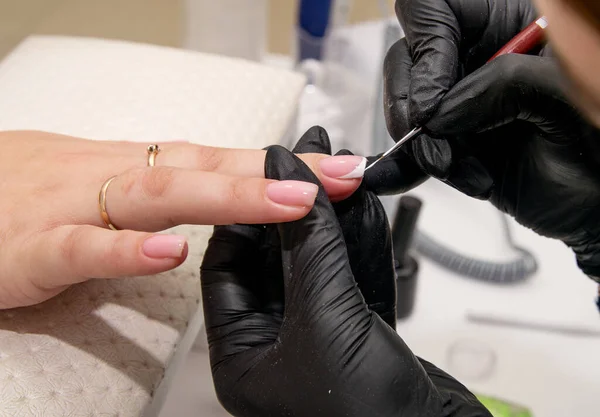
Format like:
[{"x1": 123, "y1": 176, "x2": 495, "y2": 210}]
[{"x1": 0, "y1": 35, "x2": 305, "y2": 416}]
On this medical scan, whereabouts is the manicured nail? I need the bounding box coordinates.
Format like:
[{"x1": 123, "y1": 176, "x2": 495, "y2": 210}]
[
  {"x1": 143, "y1": 235, "x2": 187, "y2": 259},
  {"x1": 266, "y1": 181, "x2": 319, "y2": 207},
  {"x1": 319, "y1": 156, "x2": 367, "y2": 179}
]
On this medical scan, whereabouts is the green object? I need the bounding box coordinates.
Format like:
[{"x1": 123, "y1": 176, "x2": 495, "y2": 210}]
[{"x1": 476, "y1": 394, "x2": 533, "y2": 417}]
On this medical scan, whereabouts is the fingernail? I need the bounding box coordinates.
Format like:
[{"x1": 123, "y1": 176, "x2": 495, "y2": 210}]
[
  {"x1": 143, "y1": 235, "x2": 187, "y2": 259},
  {"x1": 266, "y1": 181, "x2": 318, "y2": 207},
  {"x1": 319, "y1": 156, "x2": 366, "y2": 179}
]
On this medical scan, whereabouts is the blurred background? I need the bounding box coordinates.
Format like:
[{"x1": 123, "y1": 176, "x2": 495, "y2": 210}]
[
  {"x1": 0, "y1": 0, "x2": 392, "y2": 59},
  {"x1": 0, "y1": 0, "x2": 396, "y2": 155}
]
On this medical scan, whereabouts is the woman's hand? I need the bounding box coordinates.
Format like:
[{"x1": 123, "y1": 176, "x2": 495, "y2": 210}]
[{"x1": 0, "y1": 127, "x2": 363, "y2": 309}]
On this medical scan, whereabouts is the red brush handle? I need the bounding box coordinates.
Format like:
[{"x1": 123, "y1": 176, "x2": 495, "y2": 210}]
[{"x1": 488, "y1": 16, "x2": 548, "y2": 62}]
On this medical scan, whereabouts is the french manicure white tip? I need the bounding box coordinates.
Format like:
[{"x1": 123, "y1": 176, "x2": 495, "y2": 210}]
[{"x1": 338, "y1": 157, "x2": 367, "y2": 179}]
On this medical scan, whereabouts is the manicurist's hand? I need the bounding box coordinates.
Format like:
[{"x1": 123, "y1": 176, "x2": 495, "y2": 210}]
[
  {"x1": 0, "y1": 127, "x2": 364, "y2": 309},
  {"x1": 200, "y1": 130, "x2": 492, "y2": 417},
  {"x1": 367, "y1": 0, "x2": 600, "y2": 282}
]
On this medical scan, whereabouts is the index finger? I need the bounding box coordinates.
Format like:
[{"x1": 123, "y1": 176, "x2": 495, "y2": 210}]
[{"x1": 395, "y1": 0, "x2": 461, "y2": 126}]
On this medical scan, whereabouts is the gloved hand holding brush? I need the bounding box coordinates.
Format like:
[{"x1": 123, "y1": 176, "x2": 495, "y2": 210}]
[{"x1": 366, "y1": 0, "x2": 600, "y2": 282}]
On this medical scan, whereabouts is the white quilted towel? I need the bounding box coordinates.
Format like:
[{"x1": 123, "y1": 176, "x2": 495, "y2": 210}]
[{"x1": 0, "y1": 35, "x2": 305, "y2": 417}]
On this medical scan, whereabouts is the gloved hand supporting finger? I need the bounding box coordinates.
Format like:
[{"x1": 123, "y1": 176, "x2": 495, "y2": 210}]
[
  {"x1": 264, "y1": 145, "x2": 371, "y2": 332},
  {"x1": 333, "y1": 149, "x2": 397, "y2": 327},
  {"x1": 291, "y1": 127, "x2": 399, "y2": 327}
]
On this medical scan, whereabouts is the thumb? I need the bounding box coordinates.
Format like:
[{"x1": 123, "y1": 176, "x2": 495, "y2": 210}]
[
  {"x1": 264, "y1": 146, "x2": 368, "y2": 325},
  {"x1": 25, "y1": 225, "x2": 187, "y2": 289}
]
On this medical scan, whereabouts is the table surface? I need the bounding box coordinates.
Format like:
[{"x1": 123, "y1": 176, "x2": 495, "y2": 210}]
[
  {"x1": 0, "y1": 35, "x2": 306, "y2": 417},
  {"x1": 397, "y1": 180, "x2": 600, "y2": 417}
]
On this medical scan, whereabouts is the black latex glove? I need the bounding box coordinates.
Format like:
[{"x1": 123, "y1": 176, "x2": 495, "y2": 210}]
[
  {"x1": 200, "y1": 126, "x2": 491, "y2": 417},
  {"x1": 367, "y1": 0, "x2": 541, "y2": 193},
  {"x1": 367, "y1": 0, "x2": 600, "y2": 281}
]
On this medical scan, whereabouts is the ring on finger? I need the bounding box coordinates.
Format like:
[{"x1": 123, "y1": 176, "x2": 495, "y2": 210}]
[
  {"x1": 99, "y1": 144, "x2": 160, "y2": 230},
  {"x1": 99, "y1": 176, "x2": 119, "y2": 230},
  {"x1": 147, "y1": 144, "x2": 160, "y2": 167}
]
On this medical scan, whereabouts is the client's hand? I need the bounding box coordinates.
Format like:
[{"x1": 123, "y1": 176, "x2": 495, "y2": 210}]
[
  {"x1": 200, "y1": 131, "x2": 491, "y2": 417},
  {"x1": 0, "y1": 128, "x2": 363, "y2": 309}
]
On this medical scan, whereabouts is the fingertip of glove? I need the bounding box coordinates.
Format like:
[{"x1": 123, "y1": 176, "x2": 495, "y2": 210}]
[
  {"x1": 292, "y1": 125, "x2": 332, "y2": 155},
  {"x1": 265, "y1": 145, "x2": 321, "y2": 186},
  {"x1": 335, "y1": 148, "x2": 354, "y2": 157}
]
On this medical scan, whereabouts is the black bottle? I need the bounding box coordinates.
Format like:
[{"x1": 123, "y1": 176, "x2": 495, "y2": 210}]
[{"x1": 392, "y1": 196, "x2": 423, "y2": 320}]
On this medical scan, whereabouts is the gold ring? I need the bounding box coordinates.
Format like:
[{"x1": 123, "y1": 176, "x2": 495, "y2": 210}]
[
  {"x1": 99, "y1": 145, "x2": 160, "y2": 230},
  {"x1": 99, "y1": 175, "x2": 118, "y2": 230},
  {"x1": 147, "y1": 144, "x2": 160, "y2": 167}
]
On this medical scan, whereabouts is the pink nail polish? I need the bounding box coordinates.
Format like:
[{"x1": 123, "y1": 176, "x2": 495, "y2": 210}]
[
  {"x1": 266, "y1": 181, "x2": 318, "y2": 207},
  {"x1": 143, "y1": 235, "x2": 187, "y2": 259},
  {"x1": 319, "y1": 156, "x2": 367, "y2": 179}
]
